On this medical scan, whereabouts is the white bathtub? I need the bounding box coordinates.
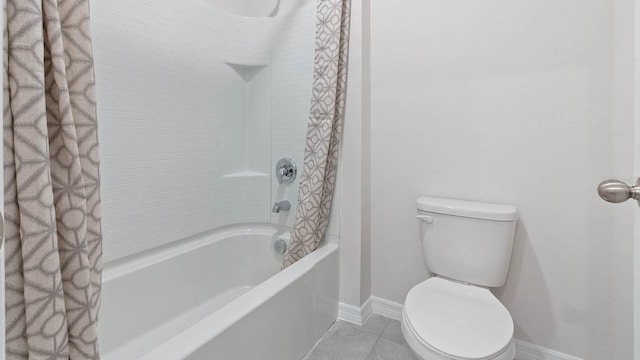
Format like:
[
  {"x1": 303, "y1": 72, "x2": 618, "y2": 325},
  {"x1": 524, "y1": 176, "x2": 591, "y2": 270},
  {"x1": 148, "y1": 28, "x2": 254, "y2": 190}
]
[{"x1": 99, "y1": 224, "x2": 339, "y2": 360}]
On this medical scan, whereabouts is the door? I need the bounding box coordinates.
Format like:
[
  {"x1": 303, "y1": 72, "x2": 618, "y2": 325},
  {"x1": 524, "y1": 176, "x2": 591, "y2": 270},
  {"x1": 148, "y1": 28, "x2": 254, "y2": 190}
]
[
  {"x1": 601, "y1": 1, "x2": 640, "y2": 358},
  {"x1": 605, "y1": 2, "x2": 640, "y2": 357},
  {"x1": 635, "y1": 74, "x2": 640, "y2": 359},
  {"x1": 597, "y1": 176, "x2": 640, "y2": 359}
]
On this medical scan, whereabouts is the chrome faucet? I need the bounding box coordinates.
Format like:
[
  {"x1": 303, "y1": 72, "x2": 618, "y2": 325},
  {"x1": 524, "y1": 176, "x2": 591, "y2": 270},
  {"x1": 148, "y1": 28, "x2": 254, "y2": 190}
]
[
  {"x1": 272, "y1": 200, "x2": 291, "y2": 213},
  {"x1": 276, "y1": 158, "x2": 297, "y2": 184}
]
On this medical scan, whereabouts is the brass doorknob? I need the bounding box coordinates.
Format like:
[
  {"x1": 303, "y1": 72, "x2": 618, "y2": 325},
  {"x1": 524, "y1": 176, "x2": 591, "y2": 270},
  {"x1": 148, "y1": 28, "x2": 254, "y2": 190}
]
[{"x1": 597, "y1": 179, "x2": 640, "y2": 203}]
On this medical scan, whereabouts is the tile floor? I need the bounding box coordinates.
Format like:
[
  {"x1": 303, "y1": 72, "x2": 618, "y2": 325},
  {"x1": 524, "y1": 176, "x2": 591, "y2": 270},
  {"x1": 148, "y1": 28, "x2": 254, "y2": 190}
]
[{"x1": 302, "y1": 315, "x2": 418, "y2": 360}]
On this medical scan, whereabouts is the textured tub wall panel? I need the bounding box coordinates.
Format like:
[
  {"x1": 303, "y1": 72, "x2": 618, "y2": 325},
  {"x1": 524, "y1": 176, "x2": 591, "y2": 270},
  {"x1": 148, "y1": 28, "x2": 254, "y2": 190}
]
[
  {"x1": 270, "y1": 4, "x2": 317, "y2": 227},
  {"x1": 92, "y1": 0, "x2": 274, "y2": 261},
  {"x1": 245, "y1": 67, "x2": 272, "y2": 176},
  {"x1": 200, "y1": 0, "x2": 315, "y2": 17},
  {"x1": 93, "y1": 0, "x2": 320, "y2": 262}
]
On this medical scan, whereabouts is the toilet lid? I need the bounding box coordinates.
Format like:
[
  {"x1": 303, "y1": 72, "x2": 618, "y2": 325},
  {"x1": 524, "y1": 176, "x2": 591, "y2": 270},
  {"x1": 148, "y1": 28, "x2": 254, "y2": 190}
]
[{"x1": 404, "y1": 277, "x2": 513, "y2": 359}]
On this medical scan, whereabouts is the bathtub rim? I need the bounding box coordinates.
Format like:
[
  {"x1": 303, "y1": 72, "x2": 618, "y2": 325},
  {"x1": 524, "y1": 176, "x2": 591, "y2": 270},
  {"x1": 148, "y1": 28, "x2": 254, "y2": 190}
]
[{"x1": 102, "y1": 223, "x2": 288, "y2": 283}]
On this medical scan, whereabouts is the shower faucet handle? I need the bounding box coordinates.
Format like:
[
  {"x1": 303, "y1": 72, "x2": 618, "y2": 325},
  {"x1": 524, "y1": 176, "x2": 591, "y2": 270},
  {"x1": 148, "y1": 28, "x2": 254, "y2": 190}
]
[
  {"x1": 276, "y1": 157, "x2": 297, "y2": 184},
  {"x1": 279, "y1": 167, "x2": 293, "y2": 179}
]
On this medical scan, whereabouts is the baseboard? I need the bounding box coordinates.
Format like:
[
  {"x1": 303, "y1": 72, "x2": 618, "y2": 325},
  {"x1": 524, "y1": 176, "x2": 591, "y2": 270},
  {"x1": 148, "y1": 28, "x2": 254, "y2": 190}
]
[
  {"x1": 338, "y1": 297, "x2": 372, "y2": 326},
  {"x1": 514, "y1": 340, "x2": 583, "y2": 360},
  {"x1": 360, "y1": 297, "x2": 373, "y2": 324},
  {"x1": 337, "y1": 302, "x2": 361, "y2": 325},
  {"x1": 338, "y1": 297, "x2": 584, "y2": 360},
  {"x1": 370, "y1": 296, "x2": 402, "y2": 321},
  {"x1": 338, "y1": 297, "x2": 395, "y2": 325}
]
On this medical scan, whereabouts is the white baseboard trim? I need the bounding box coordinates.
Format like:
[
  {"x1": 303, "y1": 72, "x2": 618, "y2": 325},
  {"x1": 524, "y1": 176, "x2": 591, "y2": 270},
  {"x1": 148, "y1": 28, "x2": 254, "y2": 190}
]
[
  {"x1": 514, "y1": 339, "x2": 583, "y2": 360},
  {"x1": 338, "y1": 297, "x2": 583, "y2": 360},
  {"x1": 361, "y1": 297, "x2": 373, "y2": 324},
  {"x1": 338, "y1": 297, "x2": 372, "y2": 326},
  {"x1": 338, "y1": 296, "x2": 396, "y2": 325},
  {"x1": 370, "y1": 296, "x2": 402, "y2": 321},
  {"x1": 337, "y1": 302, "x2": 362, "y2": 325}
]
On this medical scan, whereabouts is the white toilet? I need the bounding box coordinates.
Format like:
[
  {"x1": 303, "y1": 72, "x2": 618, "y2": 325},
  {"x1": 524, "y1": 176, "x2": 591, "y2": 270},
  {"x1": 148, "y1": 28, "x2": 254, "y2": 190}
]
[{"x1": 402, "y1": 196, "x2": 518, "y2": 360}]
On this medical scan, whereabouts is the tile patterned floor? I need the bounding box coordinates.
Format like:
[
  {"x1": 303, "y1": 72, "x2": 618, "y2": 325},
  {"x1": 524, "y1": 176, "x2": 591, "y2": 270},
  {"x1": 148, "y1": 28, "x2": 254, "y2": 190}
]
[{"x1": 302, "y1": 315, "x2": 418, "y2": 360}]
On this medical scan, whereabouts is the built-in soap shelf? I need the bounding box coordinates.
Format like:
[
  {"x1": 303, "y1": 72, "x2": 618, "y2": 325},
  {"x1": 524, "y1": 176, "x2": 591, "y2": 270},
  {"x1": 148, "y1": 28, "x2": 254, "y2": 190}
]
[
  {"x1": 222, "y1": 171, "x2": 269, "y2": 179},
  {"x1": 225, "y1": 62, "x2": 268, "y2": 82}
]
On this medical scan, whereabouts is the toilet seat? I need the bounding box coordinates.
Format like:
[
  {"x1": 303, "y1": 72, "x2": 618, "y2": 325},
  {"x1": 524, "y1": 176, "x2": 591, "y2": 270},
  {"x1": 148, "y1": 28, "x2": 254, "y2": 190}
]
[{"x1": 402, "y1": 277, "x2": 514, "y2": 360}]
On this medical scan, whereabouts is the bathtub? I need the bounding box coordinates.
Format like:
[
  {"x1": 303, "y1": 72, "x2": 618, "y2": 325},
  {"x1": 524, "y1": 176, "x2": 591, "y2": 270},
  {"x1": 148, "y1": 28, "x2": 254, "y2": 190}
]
[{"x1": 99, "y1": 224, "x2": 339, "y2": 360}]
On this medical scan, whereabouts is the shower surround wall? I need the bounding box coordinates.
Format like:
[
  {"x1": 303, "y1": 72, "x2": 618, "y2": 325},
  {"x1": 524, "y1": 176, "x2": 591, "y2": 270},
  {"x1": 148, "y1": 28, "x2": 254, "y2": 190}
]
[
  {"x1": 91, "y1": 0, "x2": 317, "y2": 261},
  {"x1": 270, "y1": 5, "x2": 316, "y2": 226}
]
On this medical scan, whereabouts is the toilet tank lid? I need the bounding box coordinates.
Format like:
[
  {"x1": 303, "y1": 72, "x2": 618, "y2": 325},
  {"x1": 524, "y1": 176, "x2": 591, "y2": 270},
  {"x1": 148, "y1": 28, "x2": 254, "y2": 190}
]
[{"x1": 416, "y1": 196, "x2": 518, "y2": 221}]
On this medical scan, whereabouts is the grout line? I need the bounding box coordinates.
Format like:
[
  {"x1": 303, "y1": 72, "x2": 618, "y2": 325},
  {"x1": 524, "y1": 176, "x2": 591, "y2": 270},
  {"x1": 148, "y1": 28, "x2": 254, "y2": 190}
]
[
  {"x1": 362, "y1": 333, "x2": 382, "y2": 360},
  {"x1": 367, "y1": 318, "x2": 395, "y2": 358}
]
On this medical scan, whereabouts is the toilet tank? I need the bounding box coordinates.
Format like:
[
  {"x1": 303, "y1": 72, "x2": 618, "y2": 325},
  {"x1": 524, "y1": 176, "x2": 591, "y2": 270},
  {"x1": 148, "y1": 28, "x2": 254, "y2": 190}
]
[{"x1": 417, "y1": 197, "x2": 518, "y2": 288}]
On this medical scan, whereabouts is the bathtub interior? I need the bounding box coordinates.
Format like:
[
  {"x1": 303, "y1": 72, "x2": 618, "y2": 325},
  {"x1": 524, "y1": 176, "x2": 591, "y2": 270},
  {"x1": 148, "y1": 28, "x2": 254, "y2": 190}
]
[{"x1": 99, "y1": 226, "x2": 286, "y2": 359}]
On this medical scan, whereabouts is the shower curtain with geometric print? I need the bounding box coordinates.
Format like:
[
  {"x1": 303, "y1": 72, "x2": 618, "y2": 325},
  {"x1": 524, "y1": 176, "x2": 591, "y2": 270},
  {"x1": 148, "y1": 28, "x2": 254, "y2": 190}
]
[
  {"x1": 283, "y1": 0, "x2": 351, "y2": 268},
  {"x1": 4, "y1": 0, "x2": 103, "y2": 359}
]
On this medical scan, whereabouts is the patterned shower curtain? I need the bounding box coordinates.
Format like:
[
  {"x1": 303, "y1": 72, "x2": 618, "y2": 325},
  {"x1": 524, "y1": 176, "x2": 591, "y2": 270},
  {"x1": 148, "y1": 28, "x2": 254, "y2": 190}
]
[
  {"x1": 283, "y1": 0, "x2": 351, "y2": 267},
  {"x1": 4, "y1": 0, "x2": 103, "y2": 359}
]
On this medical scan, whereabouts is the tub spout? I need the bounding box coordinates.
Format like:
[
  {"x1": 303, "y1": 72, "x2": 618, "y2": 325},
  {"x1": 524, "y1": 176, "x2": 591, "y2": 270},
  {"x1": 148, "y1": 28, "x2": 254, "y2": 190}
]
[{"x1": 272, "y1": 200, "x2": 291, "y2": 213}]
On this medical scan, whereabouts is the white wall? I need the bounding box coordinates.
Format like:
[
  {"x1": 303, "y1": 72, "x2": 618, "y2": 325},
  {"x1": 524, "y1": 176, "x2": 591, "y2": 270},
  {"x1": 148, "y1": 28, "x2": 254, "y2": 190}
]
[
  {"x1": 339, "y1": 0, "x2": 372, "y2": 306},
  {"x1": 92, "y1": 0, "x2": 316, "y2": 262},
  {"x1": 339, "y1": 0, "x2": 364, "y2": 306},
  {"x1": 366, "y1": 1, "x2": 617, "y2": 358},
  {"x1": 359, "y1": 0, "x2": 372, "y2": 307}
]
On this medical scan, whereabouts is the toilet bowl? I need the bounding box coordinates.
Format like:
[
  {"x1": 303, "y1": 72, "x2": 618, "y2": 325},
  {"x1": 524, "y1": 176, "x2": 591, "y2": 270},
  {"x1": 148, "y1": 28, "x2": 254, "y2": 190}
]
[
  {"x1": 403, "y1": 197, "x2": 518, "y2": 360},
  {"x1": 401, "y1": 277, "x2": 514, "y2": 360}
]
